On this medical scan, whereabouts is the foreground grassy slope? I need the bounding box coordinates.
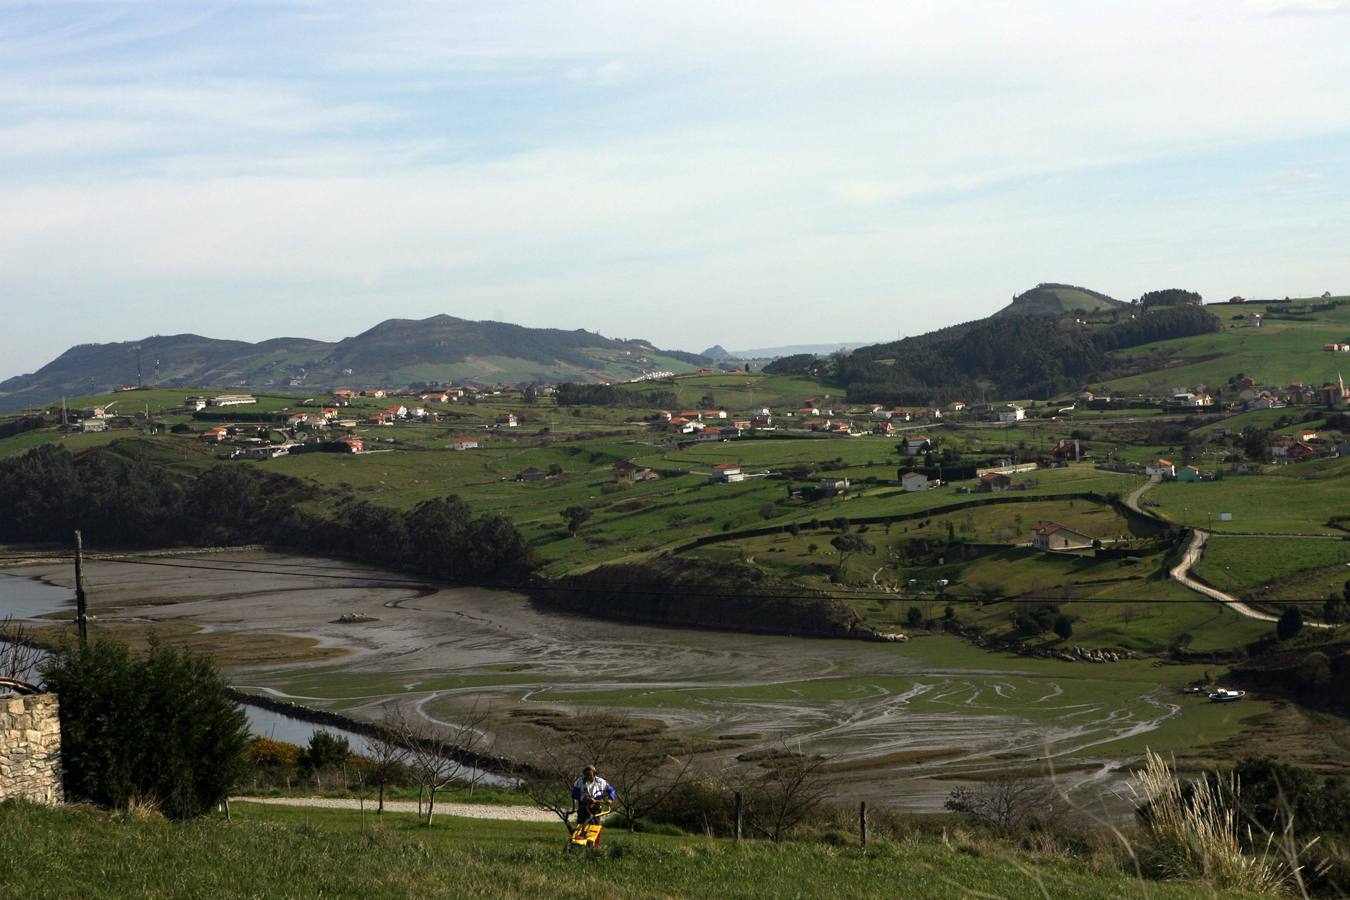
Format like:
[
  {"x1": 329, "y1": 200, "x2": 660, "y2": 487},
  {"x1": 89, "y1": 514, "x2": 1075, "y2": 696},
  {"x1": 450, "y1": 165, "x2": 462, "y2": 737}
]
[{"x1": 0, "y1": 802, "x2": 1251, "y2": 900}]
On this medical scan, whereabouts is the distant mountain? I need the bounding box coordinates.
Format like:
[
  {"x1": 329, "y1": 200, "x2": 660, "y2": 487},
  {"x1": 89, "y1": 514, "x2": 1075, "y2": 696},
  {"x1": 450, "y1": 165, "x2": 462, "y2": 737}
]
[
  {"x1": 0, "y1": 315, "x2": 711, "y2": 412},
  {"x1": 992, "y1": 283, "x2": 1130, "y2": 318},
  {"x1": 728, "y1": 342, "x2": 869, "y2": 359},
  {"x1": 700, "y1": 345, "x2": 733, "y2": 361}
]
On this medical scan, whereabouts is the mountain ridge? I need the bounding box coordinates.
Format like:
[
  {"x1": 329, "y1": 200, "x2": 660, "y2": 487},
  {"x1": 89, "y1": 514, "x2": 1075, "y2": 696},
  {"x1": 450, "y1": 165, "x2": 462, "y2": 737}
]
[{"x1": 0, "y1": 315, "x2": 710, "y2": 413}]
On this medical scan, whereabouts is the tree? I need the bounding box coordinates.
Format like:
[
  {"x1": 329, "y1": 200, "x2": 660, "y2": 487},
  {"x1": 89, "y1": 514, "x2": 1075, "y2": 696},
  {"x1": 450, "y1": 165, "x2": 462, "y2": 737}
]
[
  {"x1": 1324, "y1": 596, "x2": 1349, "y2": 624},
  {"x1": 1053, "y1": 615, "x2": 1074, "y2": 640},
  {"x1": 41, "y1": 637, "x2": 249, "y2": 819},
  {"x1": 945, "y1": 775, "x2": 1065, "y2": 830},
  {"x1": 0, "y1": 617, "x2": 43, "y2": 684},
  {"x1": 906, "y1": 606, "x2": 924, "y2": 628},
  {"x1": 698, "y1": 393, "x2": 716, "y2": 408},
  {"x1": 735, "y1": 747, "x2": 830, "y2": 842},
  {"x1": 522, "y1": 384, "x2": 538, "y2": 404},
  {"x1": 367, "y1": 704, "x2": 411, "y2": 814},
  {"x1": 1276, "y1": 606, "x2": 1304, "y2": 641},
  {"x1": 405, "y1": 703, "x2": 495, "y2": 827},
  {"x1": 830, "y1": 532, "x2": 873, "y2": 572},
  {"x1": 561, "y1": 505, "x2": 592, "y2": 536},
  {"x1": 301, "y1": 730, "x2": 351, "y2": 773}
]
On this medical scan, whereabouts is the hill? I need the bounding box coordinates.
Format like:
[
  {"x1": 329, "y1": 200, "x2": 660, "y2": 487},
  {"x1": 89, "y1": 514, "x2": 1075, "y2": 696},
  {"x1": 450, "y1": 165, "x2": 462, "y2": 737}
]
[
  {"x1": 0, "y1": 316, "x2": 711, "y2": 413},
  {"x1": 993, "y1": 283, "x2": 1130, "y2": 318}
]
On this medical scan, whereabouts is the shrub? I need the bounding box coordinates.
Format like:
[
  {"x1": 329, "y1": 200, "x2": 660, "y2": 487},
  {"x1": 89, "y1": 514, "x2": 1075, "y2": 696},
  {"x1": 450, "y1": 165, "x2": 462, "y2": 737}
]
[
  {"x1": 301, "y1": 730, "x2": 351, "y2": 772},
  {"x1": 1276, "y1": 607, "x2": 1303, "y2": 641},
  {"x1": 42, "y1": 638, "x2": 250, "y2": 819}
]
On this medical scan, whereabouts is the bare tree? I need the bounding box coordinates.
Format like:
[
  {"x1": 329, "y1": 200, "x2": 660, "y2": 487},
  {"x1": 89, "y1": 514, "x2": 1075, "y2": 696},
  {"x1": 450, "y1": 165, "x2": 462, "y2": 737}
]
[
  {"x1": 368, "y1": 704, "x2": 412, "y2": 815},
  {"x1": 735, "y1": 745, "x2": 831, "y2": 842},
  {"x1": 0, "y1": 617, "x2": 45, "y2": 688},
  {"x1": 407, "y1": 702, "x2": 494, "y2": 827},
  {"x1": 523, "y1": 736, "x2": 587, "y2": 836},
  {"x1": 944, "y1": 774, "x2": 1066, "y2": 831}
]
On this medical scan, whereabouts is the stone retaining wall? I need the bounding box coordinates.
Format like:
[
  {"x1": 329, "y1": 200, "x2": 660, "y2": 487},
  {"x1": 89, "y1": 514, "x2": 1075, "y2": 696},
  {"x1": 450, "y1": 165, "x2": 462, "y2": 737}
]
[{"x1": 0, "y1": 693, "x2": 62, "y2": 804}]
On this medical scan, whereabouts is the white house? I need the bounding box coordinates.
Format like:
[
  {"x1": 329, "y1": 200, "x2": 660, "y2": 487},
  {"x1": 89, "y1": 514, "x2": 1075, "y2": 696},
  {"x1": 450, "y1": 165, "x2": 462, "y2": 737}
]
[
  {"x1": 997, "y1": 404, "x2": 1025, "y2": 423},
  {"x1": 905, "y1": 435, "x2": 932, "y2": 454},
  {"x1": 208, "y1": 394, "x2": 256, "y2": 407},
  {"x1": 1146, "y1": 458, "x2": 1176, "y2": 478},
  {"x1": 901, "y1": 471, "x2": 930, "y2": 492},
  {"x1": 711, "y1": 463, "x2": 744, "y2": 483},
  {"x1": 451, "y1": 438, "x2": 479, "y2": 451},
  {"x1": 496, "y1": 413, "x2": 518, "y2": 427}
]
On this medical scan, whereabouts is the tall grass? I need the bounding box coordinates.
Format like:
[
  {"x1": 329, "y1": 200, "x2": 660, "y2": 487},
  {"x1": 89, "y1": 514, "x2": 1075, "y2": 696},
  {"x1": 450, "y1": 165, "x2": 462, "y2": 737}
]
[{"x1": 1131, "y1": 750, "x2": 1292, "y2": 895}]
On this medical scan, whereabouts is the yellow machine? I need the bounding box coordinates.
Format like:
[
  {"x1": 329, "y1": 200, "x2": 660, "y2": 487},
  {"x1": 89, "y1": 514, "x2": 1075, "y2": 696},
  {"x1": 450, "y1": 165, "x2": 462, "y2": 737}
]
[{"x1": 568, "y1": 805, "x2": 612, "y2": 850}]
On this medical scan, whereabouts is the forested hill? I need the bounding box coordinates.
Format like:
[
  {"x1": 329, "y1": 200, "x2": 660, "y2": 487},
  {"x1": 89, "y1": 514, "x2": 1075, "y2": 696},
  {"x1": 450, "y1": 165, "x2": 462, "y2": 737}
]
[
  {"x1": 832, "y1": 305, "x2": 1220, "y2": 403},
  {"x1": 0, "y1": 315, "x2": 711, "y2": 413},
  {"x1": 991, "y1": 283, "x2": 1130, "y2": 317}
]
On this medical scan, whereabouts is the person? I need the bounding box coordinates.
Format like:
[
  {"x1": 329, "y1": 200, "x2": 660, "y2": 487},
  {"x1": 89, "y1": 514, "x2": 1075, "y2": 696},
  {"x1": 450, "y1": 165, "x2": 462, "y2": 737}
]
[{"x1": 572, "y1": 765, "x2": 615, "y2": 825}]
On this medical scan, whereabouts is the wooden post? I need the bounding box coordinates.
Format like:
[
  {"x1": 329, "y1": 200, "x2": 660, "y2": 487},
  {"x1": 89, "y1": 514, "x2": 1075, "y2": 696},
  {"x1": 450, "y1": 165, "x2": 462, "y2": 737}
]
[
  {"x1": 223, "y1": 797, "x2": 231, "y2": 821},
  {"x1": 734, "y1": 791, "x2": 743, "y2": 842},
  {"x1": 859, "y1": 801, "x2": 867, "y2": 851},
  {"x1": 73, "y1": 530, "x2": 88, "y2": 647}
]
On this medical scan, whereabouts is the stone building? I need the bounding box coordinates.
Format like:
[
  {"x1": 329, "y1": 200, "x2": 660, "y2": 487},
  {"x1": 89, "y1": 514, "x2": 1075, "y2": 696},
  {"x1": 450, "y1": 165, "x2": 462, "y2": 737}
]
[{"x1": 0, "y1": 688, "x2": 63, "y2": 804}]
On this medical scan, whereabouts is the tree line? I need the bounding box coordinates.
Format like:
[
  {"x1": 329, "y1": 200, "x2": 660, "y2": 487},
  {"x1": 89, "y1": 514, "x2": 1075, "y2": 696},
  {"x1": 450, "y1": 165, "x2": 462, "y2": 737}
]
[{"x1": 0, "y1": 444, "x2": 533, "y2": 584}]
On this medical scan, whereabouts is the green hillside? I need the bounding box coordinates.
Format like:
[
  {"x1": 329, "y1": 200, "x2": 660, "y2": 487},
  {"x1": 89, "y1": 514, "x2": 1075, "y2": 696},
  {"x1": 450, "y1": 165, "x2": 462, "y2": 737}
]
[
  {"x1": 0, "y1": 802, "x2": 1260, "y2": 900},
  {"x1": 993, "y1": 282, "x2": 1130, "y2": 317},
  {"x1": 1101, "y1": 298, "x2": 1350, "y2": 394}
]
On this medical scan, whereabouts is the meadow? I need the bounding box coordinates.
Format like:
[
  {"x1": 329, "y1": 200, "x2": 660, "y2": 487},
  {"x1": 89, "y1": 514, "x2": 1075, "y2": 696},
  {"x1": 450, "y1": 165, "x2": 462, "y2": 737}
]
[
  {"x1": 1149, "y1": 458, "x2": 1350, "y2": 535},
  {"x1": 0, "y1": 802, "x2": 1249, "y2": 900}
]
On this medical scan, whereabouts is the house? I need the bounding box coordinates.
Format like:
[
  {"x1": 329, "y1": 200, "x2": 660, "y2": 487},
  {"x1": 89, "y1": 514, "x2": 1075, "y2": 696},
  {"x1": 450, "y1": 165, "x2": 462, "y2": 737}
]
[
  {"x1": 185, "y1": 396, "x2": 209, "y2": 411},
  {"x1": 201, "y1": 426, "x2": 229, "y2": 442},
  {"x1": 1146, "y1": 458, "x2": 1176, "y2": 478},
  {"x1": 333, "y1": 390, "x2": 355, "y2": 405},
  {"x1": 1295, "y1": 428, "x2": 1318, "y2": 441},
  {"x1": 751, "y1": 415, "x2": 774, "y2": 430},
  {"x1": 801, "y1": 418, "x2": 830, "y2": 431},
  {"x1": 1247, "y1": 314, "x2": 1262, "y2": 327},
  {"x1": 711, "y1": 463, "x2": 744, "y2": 483},
  {"x1": 516, "y1": 467, "x2": 547, "y2": 481},
  {"x1": 1228, "y1": 296, "x2": 1246, "y2": 303},
  {"x1": 905, "y1": 435, "x2": 931, "y2": 454},
  {"x1": 1272, "y1": 439, "x2": 1316, "y2": 462},
  {"x1": 365, "y1": 413, "x2": 390, "y2": 426},
  {"x1": 947, "y1": 401, "x2": 966, "y2": 412},
  {"x1": 797, "y1": 406, "x2": 820, "y2": 416},
  {"x1": 407, "y1": 407, "x2": 429, "y2": 419},
  {"x1": 975, "y1": 472, "x2": 1012, "y2": 492},
  {"x1": 451, "y1": 438, "x2": 479, "y2": 451},
  {"x1": 703, "y1": 410, "x2": 727, "y2": 419},
  {"x1": 286, "y1": 413, "x2": 310, "y2": 428},
  {"x1": 901, "y1": 471, "x2": 930, "y2": 492},
  {"x1": 495, "y1": 413, "x2": 519, "y2": 428},
  {"x1": 829, "y1": 423, "x2": 854, "y2": 435},
  {"x1": 872, "y1": 421, "x2": 895, "y2": 436},
  {"x1": 335, "y1": 435, "x2": 364, "y2": 453},
  {"x1": 72, "y1": 418, "x2": 107, "y2": 433},
  {"x1": 1324, "y1": 343, "x2": 1350, "y2": 353},
  {"x1": 656, "y1": 410, "x2": 673, "y2": 421},
  {"x1": 1031, "y1": 521, "x2": 1094, "y2": 552},
  {"x1": 384, "y1": 405, "x2": 408, "y2": 419},
  {"x1": 678, "y1": 410, "x2": 703, "y2": 421},
  {"x1": 750, "y1": 406, "x2": 772, "y2": 417},
  {"x1": 1052, "y1": 439, "x2": 1084, "y2": 461},
  {"x1": 818, "y1": 477, "x2": 850, "y2": 494},
  {"x1": 997, "y1": 404, "x2": 1025, "y2": 423},
  {"x1": 232, "y1": 444, "x2": 290, "y2": 460},
  {"x1": 1171, "y1": 392, "x2": 1213, "y2": 408},
  {"x1": 889, "y1": 409, "x2": 912, "y2": 422},
  {"x1": 361, "y1": 389, "x2": 386, "y2": 399},
  {"x1": 1176, "y1": 465, "x2": 1201, "y2": 482},
  {"x1": 421, "y1": 392, "x2": 450, "y2": 403},
  {"x1": 208, "y1": 394, "x2": 256, "y2": 407},
  {"x1": 732, "y1": 419, "x2": 752, "y2": 430}
]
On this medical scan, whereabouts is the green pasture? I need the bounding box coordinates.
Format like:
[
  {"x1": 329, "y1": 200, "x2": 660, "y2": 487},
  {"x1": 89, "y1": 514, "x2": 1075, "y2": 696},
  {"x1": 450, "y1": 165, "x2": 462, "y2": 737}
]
[
  {"x1": 1103, "y1": 303, "x2": 1350, "y2": 395},
  {"x1": 1148, "y1": 458, "x2": 1350, "y2": 534},
  {"x1": 0, "y1": 802, "x2": 1240, "y2": 900}
]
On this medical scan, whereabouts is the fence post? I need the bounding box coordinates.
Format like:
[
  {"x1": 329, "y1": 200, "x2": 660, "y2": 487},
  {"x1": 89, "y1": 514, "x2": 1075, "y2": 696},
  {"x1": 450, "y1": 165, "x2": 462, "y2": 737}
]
[
  {"x1": 859, "y1": 801, "x2": 867, "y2": 852},
  {"x1": 734, "y1": 791, "x2": 743, "y2": 842}
]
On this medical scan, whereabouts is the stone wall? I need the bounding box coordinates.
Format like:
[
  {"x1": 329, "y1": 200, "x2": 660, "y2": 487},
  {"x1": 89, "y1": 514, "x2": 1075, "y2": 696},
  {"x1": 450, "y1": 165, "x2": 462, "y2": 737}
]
[{"x1": 0, "y1": 693, "x2": 63, "y2": 804}]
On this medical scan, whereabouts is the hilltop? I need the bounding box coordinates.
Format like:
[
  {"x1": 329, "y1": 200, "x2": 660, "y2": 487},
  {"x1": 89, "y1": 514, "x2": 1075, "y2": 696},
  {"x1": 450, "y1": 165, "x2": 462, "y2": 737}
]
[
  {"x1": 0, "y1": 315, "x2": 710, "y2": 413},
  {"x1": 993, "y1": 283, "x2": 1131, "y2": 318}
]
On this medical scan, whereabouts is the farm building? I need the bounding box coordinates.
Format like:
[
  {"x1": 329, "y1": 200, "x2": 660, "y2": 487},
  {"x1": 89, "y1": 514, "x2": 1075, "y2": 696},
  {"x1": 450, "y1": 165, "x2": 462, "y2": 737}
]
[
  {"x1": 901, "y1": 471, "x2": 930, "y2": 492},
  {"x1": 711, "y1": 464, "x2": 744, "y2": 483},
  {"x1": 1031, "y1": 521, "x2": 1094, "y2": 552}
]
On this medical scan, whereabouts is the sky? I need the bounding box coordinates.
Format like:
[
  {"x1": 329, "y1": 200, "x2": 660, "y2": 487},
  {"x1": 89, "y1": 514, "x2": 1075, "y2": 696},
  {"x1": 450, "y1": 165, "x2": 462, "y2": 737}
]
[{"x1": 2, "y1": 0, "x2": 1350, "y2": 377}]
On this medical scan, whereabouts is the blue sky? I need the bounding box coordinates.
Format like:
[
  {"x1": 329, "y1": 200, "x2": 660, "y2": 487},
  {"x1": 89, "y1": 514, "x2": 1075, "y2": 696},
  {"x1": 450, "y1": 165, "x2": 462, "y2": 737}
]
[{"x1": 2, "y1": 0, "x2": 1349, "y2": 376}]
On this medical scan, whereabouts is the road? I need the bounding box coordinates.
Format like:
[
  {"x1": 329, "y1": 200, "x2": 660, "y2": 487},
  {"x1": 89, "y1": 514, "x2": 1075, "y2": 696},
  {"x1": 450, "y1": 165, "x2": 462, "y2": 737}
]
[
  {"x1": 231, "y1": 795, "x2": 556, "y2": 822},
  {"x1": 1168, "y1": 529, "x2": 1333, "y2": 628}
]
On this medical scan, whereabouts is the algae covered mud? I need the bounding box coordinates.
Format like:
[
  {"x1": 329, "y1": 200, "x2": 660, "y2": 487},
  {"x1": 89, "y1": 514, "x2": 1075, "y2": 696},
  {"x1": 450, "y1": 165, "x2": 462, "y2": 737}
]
[{"x1": 0, "y1": 551, "x2": 1260, "y2": 815}]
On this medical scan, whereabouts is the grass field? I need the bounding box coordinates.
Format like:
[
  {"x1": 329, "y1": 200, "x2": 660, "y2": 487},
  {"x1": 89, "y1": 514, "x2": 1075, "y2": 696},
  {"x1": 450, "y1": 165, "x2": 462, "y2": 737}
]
[
  {"x1": 0, "y1": 802, "x2": 1247, "y2": 900},
  {"x1": 1149, "y1": 458, "x2": 1350, "y2": 535},
  {"x1": 1102, "y1": 299, "x2": 1350, "y2": 395}
]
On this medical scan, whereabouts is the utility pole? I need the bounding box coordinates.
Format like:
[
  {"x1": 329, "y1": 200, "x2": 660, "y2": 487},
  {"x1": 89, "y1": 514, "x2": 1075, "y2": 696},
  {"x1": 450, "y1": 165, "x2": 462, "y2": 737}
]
[
  {"x1": 74, "y1": 530, "x2": 88, "y2": 647},
  {"x1": 134, "y1": 345, "x2": 143, "y2": 389}
]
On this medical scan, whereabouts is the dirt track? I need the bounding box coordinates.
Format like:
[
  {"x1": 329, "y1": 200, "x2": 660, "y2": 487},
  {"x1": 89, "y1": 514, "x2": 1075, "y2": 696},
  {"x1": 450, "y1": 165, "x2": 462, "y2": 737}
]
[{"x1": 232, "y1": 796, "x2": 555, "y2": 822}]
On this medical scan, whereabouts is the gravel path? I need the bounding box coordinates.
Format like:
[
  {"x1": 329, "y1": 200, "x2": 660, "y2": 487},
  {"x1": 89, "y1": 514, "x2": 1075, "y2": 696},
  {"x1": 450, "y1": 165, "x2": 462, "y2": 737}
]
[
  {"x1": 232, "y1": 796, "x2": 556, "y2": 822},
  {"x1": 1169, "y1": 529, "x2": 1332, "y2": 628}
]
